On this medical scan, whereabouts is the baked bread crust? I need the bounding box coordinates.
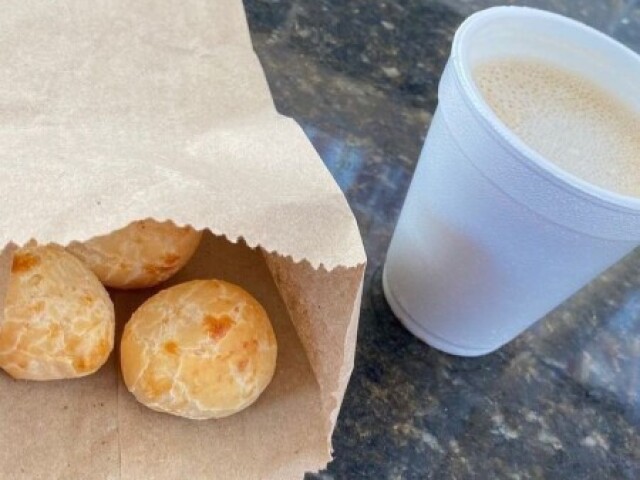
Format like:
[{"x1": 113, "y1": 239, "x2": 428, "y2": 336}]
[
  {"x1": 68, "y1": 220, "x2": 202, "y2": 289},
  {"x1": 121, "y1": 279, "x2": 277, "y2": 419},
  {"x1": 0, "y1": 244, "x2": 115, "y2": 380}
]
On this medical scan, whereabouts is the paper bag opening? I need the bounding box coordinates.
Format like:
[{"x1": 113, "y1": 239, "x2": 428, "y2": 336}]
[{"x1": 0, "y1": 228, "x2": 365, "y2": 480}]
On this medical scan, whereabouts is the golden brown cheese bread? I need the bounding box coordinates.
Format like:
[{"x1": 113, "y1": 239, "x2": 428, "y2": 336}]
[
  {"x1": 0, "y1": 244, "x2": 115, "y2": 380},
  {"x1": 121, "y1": 279, "x2": 277, "y2": 420},
  {"x1": 67, "y1": 220, "x2": 202, "y2": 290}
]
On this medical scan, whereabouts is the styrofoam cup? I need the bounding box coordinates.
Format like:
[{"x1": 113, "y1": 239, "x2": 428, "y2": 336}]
[{"x1": 383, "y1": 6, "x2": 640, "y2": 356}]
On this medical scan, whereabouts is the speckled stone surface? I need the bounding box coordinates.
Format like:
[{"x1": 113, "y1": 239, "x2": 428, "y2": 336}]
[{"x1": 244, "y1": 1, "x2": 640, "y2": 478}]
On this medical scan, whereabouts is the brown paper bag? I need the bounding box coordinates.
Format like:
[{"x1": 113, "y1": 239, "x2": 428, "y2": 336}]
[{"x1": 0, "y1": 1, "x2": 366, "y2": 479}]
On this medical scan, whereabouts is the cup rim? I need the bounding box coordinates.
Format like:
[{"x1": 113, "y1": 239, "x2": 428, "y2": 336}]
[{"x1": 452, "y1": 6, "x2": 640, "y2": 213}]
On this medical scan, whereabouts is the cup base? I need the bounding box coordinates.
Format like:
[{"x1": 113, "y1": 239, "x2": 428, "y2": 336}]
[{"x1": 382, "y1": 264, "x2": 496, "y2": 357}]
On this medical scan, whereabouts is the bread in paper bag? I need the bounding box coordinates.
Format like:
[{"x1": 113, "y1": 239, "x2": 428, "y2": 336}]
[
  {"x1": 0, "y1": 244, "x2": 115, "y2": 380},
  {"x1": 68, "y1": 220, "x2": 202, "y2": 289},
  {"x1": 120, "y1": 279, "x2": 277, "y2": 419}
]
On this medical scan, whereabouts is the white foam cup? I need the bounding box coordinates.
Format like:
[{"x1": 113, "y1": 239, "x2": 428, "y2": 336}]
[{"x1": 383, "y1": 6, "x2": 640, "y2": 356}]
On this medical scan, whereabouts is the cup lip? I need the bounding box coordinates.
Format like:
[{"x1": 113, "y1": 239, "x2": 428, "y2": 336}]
[{"x1": 452, "y1": 6, "x2": 640, "y2": 213}]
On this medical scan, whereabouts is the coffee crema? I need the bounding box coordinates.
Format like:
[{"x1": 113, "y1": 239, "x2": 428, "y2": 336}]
[{"x1": 474, "y1": 58, "x2": 640, "y2": 198}]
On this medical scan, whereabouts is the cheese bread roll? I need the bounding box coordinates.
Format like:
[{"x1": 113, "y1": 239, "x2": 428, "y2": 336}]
[
  {"x1": 121, "y1": 279, "x2": 277, "y2": 419},
  {"x1": 68, "y1": 220, "x2": 202, "y2": 289},
  {"x1": 0, "y1": 244, "x2": 115, "y2": 380}
]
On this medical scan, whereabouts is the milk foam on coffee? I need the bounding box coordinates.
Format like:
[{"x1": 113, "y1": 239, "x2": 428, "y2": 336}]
[{"x1": 474, "y1": 58, "x2": 640, "y2": 197}]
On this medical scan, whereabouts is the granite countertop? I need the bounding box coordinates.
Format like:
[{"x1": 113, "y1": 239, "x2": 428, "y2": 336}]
[{"x1": 244, "y1": 1, "x2": 640, "y2": 478}]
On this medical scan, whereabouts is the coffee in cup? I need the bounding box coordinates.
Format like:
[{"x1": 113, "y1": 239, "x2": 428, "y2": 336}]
[{"x1": 474, "y1": 58, "x2": 640, "y2": 198}]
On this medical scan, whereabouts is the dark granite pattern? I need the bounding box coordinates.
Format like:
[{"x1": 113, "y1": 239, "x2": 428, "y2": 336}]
[{"x1": 244, "y1": 1, "x2": 640, "y2": 478}]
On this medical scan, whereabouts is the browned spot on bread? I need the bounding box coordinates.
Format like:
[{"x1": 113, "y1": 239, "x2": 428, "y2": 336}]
[
  {"x1": 143, "y1": 263, "x2": 161, "y2": 276},
  {"x1": 237, "y1": 359, "x2": 248, "y2": 372},
  {"x1": 142, "y1": 377, "x2": 172, "y2": 399},
  {"x1": 48, "y1": 323, "x2": 62, "y2": 337},
  {"x1": 202, "y1": 315, "x2": 234, "y2": 342},
  {"x1": 93, "y1": 339, "x2": 111, "y2": 367},
  {"x1": 65, "y1": 335, "x2": 81, "y2": 352},
  {"x1": 143, "y1": 263, "x2": 173, "y2": 276},
  {"x1": 81, "y1": 294, "x2": 95, "y2": 306},
  {"x1": 73, "y1": 356, "x2": 89, "y2": 373},
  {"x1": 162, "y1": 253, "x2": 181, "y2": 267},
  {"x1": 164, "y1": 341, "x2": 179, "y2": 355},
  {"x1": 73, "y1": 338, "x2": 109, "y2": 373},
  {"x1": 11, "y1": 252, "x2": 40, "y2": 274},
  {"x1": 242, "y1": 339, "x2": 258, "y2": 352}
]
